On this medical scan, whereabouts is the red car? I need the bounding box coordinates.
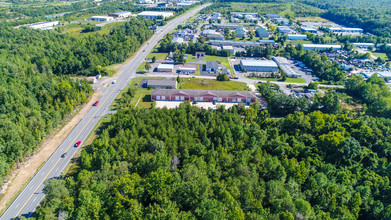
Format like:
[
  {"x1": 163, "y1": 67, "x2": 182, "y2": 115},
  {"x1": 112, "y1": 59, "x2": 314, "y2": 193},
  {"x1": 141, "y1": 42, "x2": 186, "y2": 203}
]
[
  {"x1": 93, "y1": 101, "x2": 99, "y2": 106},
  {"x1": 74, "y1": 141, "x2": 81, "y2": 147}
]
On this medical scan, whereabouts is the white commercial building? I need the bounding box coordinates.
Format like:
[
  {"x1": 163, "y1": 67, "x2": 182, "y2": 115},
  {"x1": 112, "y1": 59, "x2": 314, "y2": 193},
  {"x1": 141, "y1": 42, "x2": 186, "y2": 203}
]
[
  {"x1": 201, "y1": 30, "x2": 224, "y2": 40},
  {"x1": 328, "y1": 27, "x2": 363, "y2": 33},
  {"x1": 178, "y1": 67, "x2": 196, "y2": 74},
  {"x1": 360, "y1": 71, "x2": 391, "y2": 82},
  {"x1": 109, "y1": 11, "x2": 132, "y2": 18},
  {"x1": 277, "y1": 26, "x2": 292, "y2": 34},
  {"x1": 139, "y1": 0, "x2": 154, "y2": 4},
  {"x1": 352, "y1": 43, "x2": 375, "y2": 48},
  {"x1": 157, "y1": 63, "x2": 174, "y2": 72},
  {"x1": 240, "y1": 59, "x2": 278, "y2": 72},
  {"x1": 137, "y1": 11, "x2": 174, "y2": 19},
  {"x1": 24, "y1": 21, "x2": 59, "y2": 30},
  {"x1": 302, "y1": 44, "x2": 341, "y2": 51},
  {"x1": 272, "y1": 57, "x2": 301, "y2": 78},
  {"x1": 301, "y1": 27, "x2": 317, "y2": 33},
  {"x1": 90, "y1": 16, "x2": 114, "y2": 22},
  {"x1": 288, "y1": 34, "x2": 307, "y2": 40},
  {"x1": 222, "y1": 46, "x2": 234, "y2": 54},
  {"x1": 172, "y1": 37, "x2": 184, "y2": 44}
]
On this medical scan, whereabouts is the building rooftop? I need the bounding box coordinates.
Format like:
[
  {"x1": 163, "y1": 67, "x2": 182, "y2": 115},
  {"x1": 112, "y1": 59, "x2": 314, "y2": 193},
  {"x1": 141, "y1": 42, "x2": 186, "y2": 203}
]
[
  {"x1": 152, "y1": 89, "x2": 256, "y2": 98},
  {"x1": 303, "y1": 44, "x2": 341, "y2": 48},
  {"x1": 147, "y1": 78, "x2": 177, "y2": 87},
  {"x1": 222, "y1": 46, "x2": 234, "y2": 49},
  {"x1": 158, "y1": 63, "x2": 174, "y2": 69},
  {"x1": 206, "y1": 61, "x2": 219, "y2": 69},
  {"x1": 210, "y1": 40, "x2": 260, "y2": 46},
  {"x1": 138, "y1": 11, "x2": 174, "y2": 17},
  {"x1": 236, "y1": 28, "x2": 245, "y2": 34},
  {"x1": 240, "y1": 59, "x2": 278, "y2": 67},
  {"x1": 172, "y1": 37, "x2": 184, "y2": 43},
  {"x1": 110, "y1": 11, "x2": 132, "y2": 15},
  {"x1": 288, "y1": 34, "x2": 307, "y2": 37},
  {"x1": 259, "y1": 40, "x2": 276, "y2": 43}
]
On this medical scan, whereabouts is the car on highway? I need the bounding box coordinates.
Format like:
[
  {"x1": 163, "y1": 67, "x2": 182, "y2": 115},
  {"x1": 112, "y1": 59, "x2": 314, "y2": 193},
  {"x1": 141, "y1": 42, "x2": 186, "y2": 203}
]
[
  {"x1": 112, "y1": 80, "x2": 116, "y2": 84},
  {"x1": 143, "y1": 50, "x2": 145, "y2": 52},
  {"x1": 74, "y1": 141, "x2": 81, "y2": 147},
  {"x1": 61, "y1": 153, "x2": 67, "y2": 158},
  {"x1": 93, "y1": 101, "x2": 99, "y2": 106}
]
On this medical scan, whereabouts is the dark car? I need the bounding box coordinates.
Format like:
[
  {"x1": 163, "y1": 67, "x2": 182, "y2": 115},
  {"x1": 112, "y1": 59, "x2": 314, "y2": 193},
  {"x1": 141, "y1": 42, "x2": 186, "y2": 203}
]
[
  {"x1": 93, "y1": 101, "x2": 99, "y2": 106},
  {"x1": 61, "y1": 153, "x2": 67, "y2": 158},
  {"x1": 74, "y1": 141, "x2": 81, "y2": 147},
  {"x1": 213, "y1": 100, "x2": 217, "y2": 105}
]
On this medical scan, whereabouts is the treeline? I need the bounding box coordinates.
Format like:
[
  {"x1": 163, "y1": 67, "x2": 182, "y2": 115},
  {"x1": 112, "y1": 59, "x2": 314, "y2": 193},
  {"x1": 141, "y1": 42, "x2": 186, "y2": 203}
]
[
  {"x1": 158, "y1": 35, "x2": 231, "y2": 58},
  {"x1": 258, "y1": 83, "x2": 341, "y2": 116},
  {"x1": 0, "y1": 19, "x2": 152, "y2": 183},
  {"x1": 346, "y1": 74, "x2": 391, "y2": 117},
  {"x1": 34, "y1": 104, "x2": 391, "y2": 219},
  {"x1": 301, "y1": 0, "x2": 391, "y2": 37}
]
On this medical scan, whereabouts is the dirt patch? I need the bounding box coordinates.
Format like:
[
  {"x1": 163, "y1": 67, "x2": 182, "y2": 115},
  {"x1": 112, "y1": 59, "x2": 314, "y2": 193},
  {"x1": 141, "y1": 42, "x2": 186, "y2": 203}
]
[{"x1": 0, "y1": 91, "x2": 102, "y2": 213}]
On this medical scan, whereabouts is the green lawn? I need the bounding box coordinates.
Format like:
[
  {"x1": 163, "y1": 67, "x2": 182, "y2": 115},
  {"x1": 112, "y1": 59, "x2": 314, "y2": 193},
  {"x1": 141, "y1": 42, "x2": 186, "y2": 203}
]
[
  {"x1": 136, "y1": 62, "x2": 148, "y2": 73},
  {"x1": 180, "y1": 78, "x2": 249, "y2": 91},
  {"x1": 288, "y1": 40, "x2": 312, "y2": 45},
  {"x1": 372, "y1": 52, "x2": 387, "y2": 60},
  {"x1": 185, "y1": 54, "x2": 197, "y2": 62},
  {"x1": 246, "y1": 76, "x2": 306, "y2": 83},
  {"x1": 111, "y1": 77, "x2": 164, "y2": 109},
  {"x1": 147, "y1": 52, "x2": 168, "y2": 61},
  {"x1": 203, "y1": 55, "x2": 235, "y2": 76}
]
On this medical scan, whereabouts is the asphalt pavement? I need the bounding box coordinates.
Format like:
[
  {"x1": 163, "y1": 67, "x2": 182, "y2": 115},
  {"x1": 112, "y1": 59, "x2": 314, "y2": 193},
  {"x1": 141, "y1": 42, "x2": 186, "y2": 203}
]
[{"x1": 0, "y1": 4, "x2": 210, "y2": 220}]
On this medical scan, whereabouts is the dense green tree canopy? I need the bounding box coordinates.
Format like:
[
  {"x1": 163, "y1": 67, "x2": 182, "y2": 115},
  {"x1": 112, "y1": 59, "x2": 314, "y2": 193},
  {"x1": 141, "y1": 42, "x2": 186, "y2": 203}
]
[{"x1": 34, "y1": 102, "x2": 391, "y2": 219}]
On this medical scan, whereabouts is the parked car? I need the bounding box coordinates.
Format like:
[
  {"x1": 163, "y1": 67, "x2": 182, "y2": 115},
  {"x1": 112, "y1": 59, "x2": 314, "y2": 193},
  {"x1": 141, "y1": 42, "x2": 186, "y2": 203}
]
[
  {"x1": 74, "y1": 141, "x2": 81, "y2": 147},
  {"x1": 213, "y1": 100, "x2": 217, "y2": 105},
  {"x1": 93, "y1": 101, "x2": 99, "y2": 106}
]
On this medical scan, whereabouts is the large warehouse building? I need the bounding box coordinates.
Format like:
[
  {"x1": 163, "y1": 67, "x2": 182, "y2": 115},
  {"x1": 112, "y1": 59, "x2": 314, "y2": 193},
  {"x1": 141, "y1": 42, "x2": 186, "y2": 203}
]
[
  {"x1": 302, "y1": 44, "x2": 341, "y2": 51},
  {"x1": 240, "y1": 59, "x2": 278, "y2": 72},
  {"x1": 90, "y1": 16, "x2": 114, "y2": 22},
  {"x1": 137, "y1": 11, "x2": 174, "y2": 19},
  {"x1": 109, "y1": 11, "x2": 132, "y2": 18},
  {"x1": 24, "y1": 21, "x2": 59, "y2": 30}
]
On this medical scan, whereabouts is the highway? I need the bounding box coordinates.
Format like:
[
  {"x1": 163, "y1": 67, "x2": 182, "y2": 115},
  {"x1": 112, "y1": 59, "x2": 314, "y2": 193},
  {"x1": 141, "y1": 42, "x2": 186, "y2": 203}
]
[{"x1": 0, "y1": 4, "x2": 209, "y2": 219}]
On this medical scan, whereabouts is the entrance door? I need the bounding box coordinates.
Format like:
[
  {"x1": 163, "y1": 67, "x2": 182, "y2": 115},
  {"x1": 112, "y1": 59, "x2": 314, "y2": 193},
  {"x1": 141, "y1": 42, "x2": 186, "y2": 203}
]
[
  {"x1": 232, "y1": 98, "x2": 236, "y2": 102},
  {"x1": 175, "y1": 96, "x2": 179, "y2": 101},
  {"x1": 199, "y1": 97, "x2": 203, "y2": 101},
  {"x1": 181, "y1": 96, "x2": 185, "y2": 101},
  {"x1": 162, "y1": 96, "x2": 166, "y2": 100},
  {"x1": 157, "y1": 96, "x2": 160, "y2": 101},
  {"x1": 237, "y1": 98, "x2": 242, "y2": 102}
]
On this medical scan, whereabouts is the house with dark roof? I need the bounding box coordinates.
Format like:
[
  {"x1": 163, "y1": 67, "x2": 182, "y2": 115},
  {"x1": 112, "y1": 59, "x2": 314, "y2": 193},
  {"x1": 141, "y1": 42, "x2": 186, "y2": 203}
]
[
  {"x1": 206, "y1": 61, "x2": 219, "y2": 72},
  {"x1": 151, "y1": 89, "x2": 256, "y2": 103}
]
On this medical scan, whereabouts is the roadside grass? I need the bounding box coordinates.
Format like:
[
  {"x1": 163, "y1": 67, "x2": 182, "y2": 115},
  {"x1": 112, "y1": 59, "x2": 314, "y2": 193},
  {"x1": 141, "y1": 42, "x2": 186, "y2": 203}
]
[
  {"x1": 136, "y1": 62, "x2": 148, "y2": 73},
  {"x1": 180, "y1": 78, "x2": 250, "y2": 90},
  {"x1": 203, "y1": 55, "x2": 235, "y2": 75},
  {"x1": 110, "y1": 77, "x2": 163, "y2": 110},
  {"x1": 185, "y1": 54, "x2": 198, "y2": 62},
  {"x1": 148, "y1": 52, "x2": 168, "y2": 61},
  {"x1": 246, "y1": 76, "x2": 306, "y2": 83}
]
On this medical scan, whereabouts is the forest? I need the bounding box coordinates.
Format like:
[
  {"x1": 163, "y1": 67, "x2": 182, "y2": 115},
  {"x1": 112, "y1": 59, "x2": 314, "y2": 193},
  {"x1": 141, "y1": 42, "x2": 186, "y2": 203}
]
[
  {"x1": 0, "y1": 19, "x2": 153, "y2": 183},
  {"x1": 33, "y1": 101, "x2": 391, "y2": 219}
]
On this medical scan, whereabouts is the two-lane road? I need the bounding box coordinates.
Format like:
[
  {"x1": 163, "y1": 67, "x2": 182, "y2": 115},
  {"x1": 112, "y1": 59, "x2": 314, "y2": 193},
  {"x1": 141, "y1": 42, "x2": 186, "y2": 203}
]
[{"x1": 1, "y1": 4, "x2": 210, "y2": 219}]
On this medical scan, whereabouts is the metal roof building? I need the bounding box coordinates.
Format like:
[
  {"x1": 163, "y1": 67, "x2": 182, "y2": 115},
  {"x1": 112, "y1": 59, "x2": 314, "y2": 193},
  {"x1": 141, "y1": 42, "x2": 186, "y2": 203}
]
[
  {"x1": 108, "y1": 11, "x2": 132, "y2": 18},
  {"x1": 240, "y1": 59, "x2": 278, "y2": 72},
  {"x1": 137, "y1": 11, "x2": 174, "y2": 19},
  {"x1": 302, "y1": 44, "x2": 341, "y2": 51},
  {"x1": 256, "y1": 27, "x2": 269, "y2": 38},
  {"x1": 172, "y1": 37, "x2": 184, "y2": 44}
]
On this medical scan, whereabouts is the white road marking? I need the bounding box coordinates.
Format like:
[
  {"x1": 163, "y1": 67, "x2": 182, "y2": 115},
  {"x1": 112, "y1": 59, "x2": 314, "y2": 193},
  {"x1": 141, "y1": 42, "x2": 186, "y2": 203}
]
[
  {"x1": 33, "y1": 197, "x2": 37, "y2": 203},
  {"x1": 15, "y1": 203, "x2": 19, "y2": 208}
]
